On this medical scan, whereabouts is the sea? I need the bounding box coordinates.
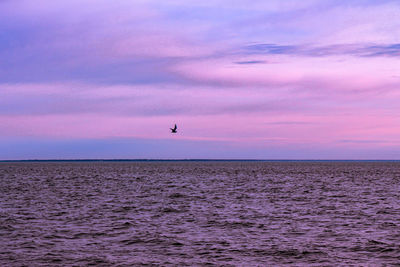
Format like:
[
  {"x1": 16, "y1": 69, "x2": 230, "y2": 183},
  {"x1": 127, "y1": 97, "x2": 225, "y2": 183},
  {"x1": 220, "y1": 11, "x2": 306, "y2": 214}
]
[{"x1": 1, "y1": 161, "x2": 400, "y2": 266}]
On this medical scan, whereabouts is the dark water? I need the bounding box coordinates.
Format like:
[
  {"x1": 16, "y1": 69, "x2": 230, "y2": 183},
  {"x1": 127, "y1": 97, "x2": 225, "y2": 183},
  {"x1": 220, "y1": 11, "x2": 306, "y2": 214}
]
[{"x1": 1, "y1": 161, "x2": 400, "y2": 266}]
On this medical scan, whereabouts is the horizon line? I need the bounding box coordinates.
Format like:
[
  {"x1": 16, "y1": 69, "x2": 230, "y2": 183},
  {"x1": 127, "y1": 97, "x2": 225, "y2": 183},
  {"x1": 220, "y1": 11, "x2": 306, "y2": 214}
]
[{"x1": 1, "y1": 159, "x2": 400, "y2": 162}]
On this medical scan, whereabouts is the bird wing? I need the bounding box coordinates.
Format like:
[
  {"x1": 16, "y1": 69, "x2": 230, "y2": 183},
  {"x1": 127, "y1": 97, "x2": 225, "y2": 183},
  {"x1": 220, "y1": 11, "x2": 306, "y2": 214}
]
[{"x1": 174, "y1": 124, "x2": 177, "y2": 130}]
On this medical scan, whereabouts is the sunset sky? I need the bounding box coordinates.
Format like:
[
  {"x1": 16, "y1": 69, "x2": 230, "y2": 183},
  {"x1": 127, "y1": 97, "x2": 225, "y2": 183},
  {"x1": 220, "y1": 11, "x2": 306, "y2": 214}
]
[{"x1": 1, "y1": 0, "x2": 400, "y2": 159}]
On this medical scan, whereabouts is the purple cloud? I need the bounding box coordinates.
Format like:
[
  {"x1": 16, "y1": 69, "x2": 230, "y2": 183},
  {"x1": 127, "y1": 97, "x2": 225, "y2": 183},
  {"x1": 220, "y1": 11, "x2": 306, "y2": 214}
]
[{"x1": 243, "y1": 43, "x2": 400, "y2": 57}]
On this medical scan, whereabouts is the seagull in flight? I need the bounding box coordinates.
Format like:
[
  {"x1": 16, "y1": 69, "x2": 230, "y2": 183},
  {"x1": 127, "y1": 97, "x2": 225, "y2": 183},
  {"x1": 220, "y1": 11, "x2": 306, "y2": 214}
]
[{"x1": 170, "y1": 124, "x2": 177, "y2": 133}]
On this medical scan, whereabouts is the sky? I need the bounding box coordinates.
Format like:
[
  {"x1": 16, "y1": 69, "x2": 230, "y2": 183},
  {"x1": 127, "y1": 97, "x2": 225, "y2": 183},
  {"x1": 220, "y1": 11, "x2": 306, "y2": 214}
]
[{"x1": 1, "y1": 0, "x2": 400, "y2": 159}]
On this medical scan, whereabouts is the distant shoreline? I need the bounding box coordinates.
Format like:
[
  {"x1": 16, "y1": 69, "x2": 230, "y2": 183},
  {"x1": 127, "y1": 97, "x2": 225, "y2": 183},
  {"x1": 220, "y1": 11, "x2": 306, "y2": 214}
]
[{"x1": 1, "y1": 159, "x2": 400, "y2": 163}]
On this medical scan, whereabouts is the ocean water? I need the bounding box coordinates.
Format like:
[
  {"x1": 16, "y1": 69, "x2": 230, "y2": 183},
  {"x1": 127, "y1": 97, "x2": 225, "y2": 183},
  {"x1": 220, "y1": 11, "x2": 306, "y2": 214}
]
[{"x1": 1, "y1": 161, "x2": 400, "y2": 266}]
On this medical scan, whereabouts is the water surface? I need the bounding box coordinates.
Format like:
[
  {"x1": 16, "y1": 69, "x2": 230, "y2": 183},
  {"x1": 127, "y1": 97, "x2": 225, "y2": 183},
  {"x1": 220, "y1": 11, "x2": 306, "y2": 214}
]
[{"x1": 1, "y1": 161, "x2": 400, "y2": 266}]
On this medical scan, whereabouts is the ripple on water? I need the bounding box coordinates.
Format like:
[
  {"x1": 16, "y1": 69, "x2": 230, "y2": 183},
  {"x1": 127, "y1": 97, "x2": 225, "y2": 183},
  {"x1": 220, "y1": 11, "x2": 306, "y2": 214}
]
[{"x1": 1, "y1": 161, "x2": 400, "y2": 265}]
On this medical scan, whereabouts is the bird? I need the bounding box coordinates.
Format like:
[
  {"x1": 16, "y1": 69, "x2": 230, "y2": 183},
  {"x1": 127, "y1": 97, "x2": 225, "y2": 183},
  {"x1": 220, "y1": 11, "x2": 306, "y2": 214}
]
[{"x1": 170, "y1": 124, "x2": 177, "y2": 133}]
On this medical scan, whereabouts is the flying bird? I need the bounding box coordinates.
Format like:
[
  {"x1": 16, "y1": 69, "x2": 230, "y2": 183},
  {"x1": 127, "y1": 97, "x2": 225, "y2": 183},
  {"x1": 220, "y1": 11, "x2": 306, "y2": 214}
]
[{"x1": 170, "y1": 124, "x2": 177, "y2": 133}]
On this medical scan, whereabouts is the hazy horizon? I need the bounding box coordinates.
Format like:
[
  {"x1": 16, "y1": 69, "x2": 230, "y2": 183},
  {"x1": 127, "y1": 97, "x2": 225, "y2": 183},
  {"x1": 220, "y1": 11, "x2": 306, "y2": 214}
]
[{"x1": 2, "y1": 158, "x2": 400, "y2": 162}]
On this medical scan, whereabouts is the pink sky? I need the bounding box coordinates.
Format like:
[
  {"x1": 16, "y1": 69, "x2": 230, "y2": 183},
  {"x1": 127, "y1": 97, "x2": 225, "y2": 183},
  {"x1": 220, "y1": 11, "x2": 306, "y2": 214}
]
[{"x1": 1, "y1": 0, "x2": 400, "y2": 159}]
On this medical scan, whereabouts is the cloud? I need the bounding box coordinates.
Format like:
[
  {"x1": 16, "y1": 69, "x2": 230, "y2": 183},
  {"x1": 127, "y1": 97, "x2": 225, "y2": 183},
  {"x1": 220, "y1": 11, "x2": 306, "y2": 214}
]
[
  {"x1": 234, "y1": 60, "x2": 267, "y2": 64},
  {"x1": 0, "y1": 0, "x2": 217, "y2": 84},
  {"x1": 338, "y1": 139, "x2": 390, "y2": 144},
  {"x1": 265, "y1": 121, "x2": 316, "y2": 125},
  {"x1": 0, "y1": 83, "x2": 314, "y2": 117},
  {"x1": 243, "y1": 43, "x2": 400, "y2": 57}
]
